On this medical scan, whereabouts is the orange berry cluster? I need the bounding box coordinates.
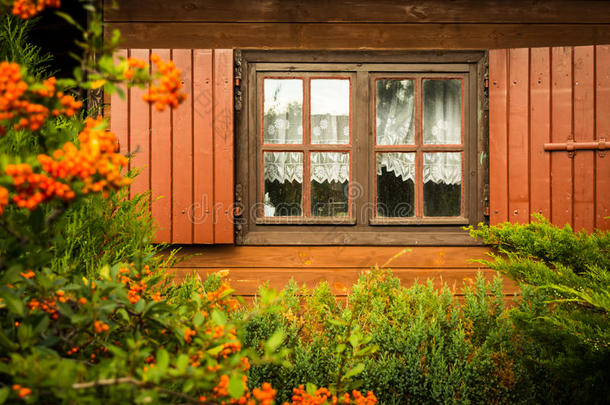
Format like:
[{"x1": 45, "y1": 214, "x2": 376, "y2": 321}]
[
  {"x1": 0, "y1": 186, "x2": 8, "y2": 214},
  {"x1": 0, "y1": 62, "x2": 81, "y2": 135},
  {"x1": 4, "y1": 163, "x2": 75, "y2": 210},
  {"x1": 94, "y1": 320, "x2": 110, "y2": 334},
  {"x1": 12, "y1": 0, "x2": 60, "y2": 19},
  {"x1": 117, "y1": 265, "x2": 156, "y2": 304},
  {"x1": 287, "y1": 386, "x2": 377, "y2": 405},
  {"x1": 20, "y1": 269, "x2": 35, "y2": 279},
  {"x1": 143, "y1": 54, "x2": 186, "y2": 112},
  {"x1": 28, "y1": 296, "x2": 59, "y2": 320},
  {"x1": 12, "y1": 384, "x2": 32, "y2": 399},
  {"x1": 204, "y1": 283, "x2": 240, "y2": 312},
  {"x1": 37, "y1": 116, "x2": 130, "y2": 196},
  {"x1": 123, "y1": 57, "x2": 147, "y2": 80},
  {"x1": 208, "y1": 374, "x2": 276, "y2": 405},
  {"x1": 184, "y1": 327, "x2": 196, "y2": 343}
]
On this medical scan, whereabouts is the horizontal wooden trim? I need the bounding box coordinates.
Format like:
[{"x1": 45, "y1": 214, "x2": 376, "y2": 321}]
[
  {"x1": 254, "y1": 63, "x2": 472, "y2": 72},
  {"x1": 243, "y1": 50, "x2": 486, "y2": 64},
  {"x1": 255, "y1": 217, "x2": 357, "y2": 225},
  {"x1": 167, "y1": 245, "x2": 491, "y2": 268},
  {"x1": 369, "y1": 217, "x2": 470, "y2": 226},
  {"x1": 242, "y1": 230, "x2": 482, "y2": 245},
  {"x1": 170, "y1": 267, "x2": 517, "y2": 296},
  {"x1": 104, "y1": 0, "x2": 610, "y2": 24},
  {"x1": 109, "y1": 23, "x2": 610, "y2": 50}
]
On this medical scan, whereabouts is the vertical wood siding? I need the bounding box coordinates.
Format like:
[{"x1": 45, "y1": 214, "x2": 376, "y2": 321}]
[
  {"x1": 490, "y1": 45, "x2": 610, "y2": 231},
  {"x1": 110, "y1": 49, "x2": 234, "y2": 244}
]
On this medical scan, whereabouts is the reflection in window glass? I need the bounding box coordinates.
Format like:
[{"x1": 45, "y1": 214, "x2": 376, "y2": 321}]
[
  {"x1": 311, "y1": 79, "x2": 350, "y2": 144},
  {"x1": 423, "y1": 79, "x2": 461, "y2": 145},
  {"x1": 310, "y1": 152, "x2": 349, "y2": 217},
  {"x1": 423, "y1": 152, "x2": 461, "y2": 216},
  {"x1": 376, "y1": 79, "x2": 415, "y2": 145},
  {"x1": 264, "y1": 79, "x2": 303, "y2": 144},
  {"x1": 376, "y1": 153, "x2": 415, "y2": 217},
  {"x1": 264, "y1": 152, "x2": 303, "y2": 216}
]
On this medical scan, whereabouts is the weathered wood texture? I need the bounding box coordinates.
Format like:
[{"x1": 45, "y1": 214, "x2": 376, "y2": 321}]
[
  {"x1": 103, "y1": 0, "x2": 610, "y2": 50},
  {"x1": 168, "y1": 245, "x2": 517, "y2": 296},
  {"x1": 109, "y1": 48, "x2": 234, "y2": 243},
  {"x1": 104, "y1": 0, "x2": 610, "y2": 23},
  {"x1": 489, "y1": 45, "x2": 610, "y2": 232}
]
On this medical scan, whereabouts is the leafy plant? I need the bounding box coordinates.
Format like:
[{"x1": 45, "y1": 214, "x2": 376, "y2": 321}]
[{"x1": 468, "y1": 215, "x2": 610, "y2": 404}]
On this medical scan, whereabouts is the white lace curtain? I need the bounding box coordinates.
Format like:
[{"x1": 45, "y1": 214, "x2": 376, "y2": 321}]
[{"x1": 265, "y1": 152, "x2": 459, "y2": 185}]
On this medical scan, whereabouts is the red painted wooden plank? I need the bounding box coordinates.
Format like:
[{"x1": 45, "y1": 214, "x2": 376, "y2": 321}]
[
  {"x1": 129, "y1": 49, "x2": 151, "y2": 199},
  {"x1": 508, "y1": 48, "x2": 530, "y2": 223},
  {"x1": 111, "y1": 49, "x2": 129, "y2": 155},
  {"x1": 550, "y1": 47, "x2": 573, "y2": 228},
  {"x1": 489, "y1": 49, "x2": 509, "y2": 224},
  {"x1": 213, "y1": 49, "x2": 234, "y2": 243},
  {"x1": 595, "y1": 45, "x2": 610, "y2": 230},
  {"x1": 529, "y1": 48, "x2": 551, "y2": 219},
  {"x1": 171, "y1": 49, "x2": 195, "y2": 243},
  {"x1": 193, "y1": 49, "x2": 214, "y2": 243},
  {"x1": 572, "y1": 46, "x2": 595, "y2": 232},
  {"x1": 150, "y1": 49, "x2": 172, "y2": 242}
]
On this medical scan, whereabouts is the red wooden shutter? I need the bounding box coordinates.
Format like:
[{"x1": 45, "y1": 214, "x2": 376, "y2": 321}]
[
  {"x1": 110, "y1": 49, "x2": 234, "y2": 244},
  {"x1": 489, "y1": 45, "x2": 610, "y2": 232}
]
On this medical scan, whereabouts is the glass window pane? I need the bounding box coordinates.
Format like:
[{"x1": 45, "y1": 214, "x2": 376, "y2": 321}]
[
  {"x1": 264, "y1": 79, "x2": 303, "y2": 144},
  {"x1": 310, "y1": 152, "x2": 349, "y2": 217},
  {"x1": 423, "y1": 152, "x2": 461, "y2": 217},
  {"x1": 423, "y1": 79, "x2": 462, "y2": 145},
  {"x1": 311, "y1": 79, "x2": 350, "y2": 144},
  {"x1": 264, "y1": 152, "x2": 303, "y2": 216},
  {"x1": 376, "y1": 153, "x2": 415, "y2": 217},
  {"x1": 376, "y1": 79, "x2": 415, "y2": 145}
]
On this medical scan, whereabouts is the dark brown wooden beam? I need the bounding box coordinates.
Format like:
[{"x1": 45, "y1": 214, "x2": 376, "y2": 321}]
[
  {"x1": 110, "y1": 22, "x2": 610, "y2": 50},
  {"x1": 103, "y1": 0, "x2": 610, "y2": 24}
]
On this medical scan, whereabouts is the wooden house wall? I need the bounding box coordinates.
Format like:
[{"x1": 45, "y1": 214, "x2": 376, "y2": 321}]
[
  {"x1": 105, "y1": 1, "x2": 610, "y2": 297},
  {"x1": 490, "y1": 45, "x2": 610, "y2": 232},
  {"x1": 103, "y1": 0, "x2": 610, "y2": 50}
]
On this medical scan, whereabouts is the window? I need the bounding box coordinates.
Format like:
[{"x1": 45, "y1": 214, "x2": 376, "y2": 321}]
[{"x1": 236, "y1": 51, "x2": 487, "y2": 245}]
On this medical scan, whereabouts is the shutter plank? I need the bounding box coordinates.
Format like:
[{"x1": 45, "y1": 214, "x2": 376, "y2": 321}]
[
  {"x1": 213, "y1": 49, "x2": 234, "y2": 243},
  {"x1": 529, "y1": 47, "x2": 552, "y2": 219},
  {"x1": 550, "y1": 47, "x2": 574, "y2": 227},
  {"x1": 172, "y1": 49, "x2": 194, "y2": 243},
  {"x1": 129, "y1": 49, "x2": 151, "y2": 199},
  {"x1": 508, "y1": 48, "x2": 530, "y2": 223},
  {"x1": 596, "y1": 45, "x2": 610, "y2": 229},
  {"x1": 193, "y1": 49, "x2": 214, "y2": 243},
  {"x1": 111, "y1": 49, "x2": 129, "y2": 155},
  {"x1": 150, "y1": 49, "x2": 172, "y2": 242},
  {"x1": 573, "y1": 46, "x2": 595, "y2": 232},
  {"x1": 489, "y1": 49, "x2": 509, "y2": 224}
]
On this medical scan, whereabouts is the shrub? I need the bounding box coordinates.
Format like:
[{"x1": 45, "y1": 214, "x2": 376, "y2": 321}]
[
  {"x1": 468, "y1": 215, "x2": 610, "y2": 405},
  {"x1": 244, "y1": 270, "x2": 545, "y2": 404}
]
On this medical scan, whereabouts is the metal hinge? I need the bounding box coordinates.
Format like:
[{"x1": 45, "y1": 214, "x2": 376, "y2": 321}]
[{"x1": 234, "y1": 50, "x2": 243, "y2": 112}]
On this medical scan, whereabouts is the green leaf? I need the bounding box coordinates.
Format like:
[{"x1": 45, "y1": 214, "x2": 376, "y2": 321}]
[
  {"x1": 336, "y1": 343, "x2": 346, "y2": 354},
  {"x1": 193, "y1": 312, "x2": 204, "y2": 328},
  {"x1": 344, "y1": 363, "x2": 365, "y2": 379},
  {"x1": 264, "y1": 329, "x2": 285, "y2": 353},
  {"x1": 55, "y1": 11, "x2": 83, "y2": 30},
  {"x1": 0, "y1": 290, "x2": 24, "y2": 317},
  {"x1": 0, "y1": 387, "x2": 9, "y2": 404},
  {"x1": 156, "y1": 348, "x2": 169, "y2": 372},
  {"x1": 0, "y1": 265, "x2": 23, "y2": 284},
  {"x1": 348, "y1": 334, "x2": 359, "y2": 349},
  {"x1": 228, "y1": 374, "x2": 245, "y2": 399},
  {"x1": 211, "y1": 309, "x2": 226, "y2": 326},
  {"x1": 176, "y1": 354, "x2": 189, "y2": 373},
  {"x1": 306, "y1": 383, "x2": 317, "y2": 395},
  {"x1": 0, "y1": 328, "x2": 18, "y2": 351},
  {"x1": 206, "y1": 345, "x2": 224, "y2": 356}
]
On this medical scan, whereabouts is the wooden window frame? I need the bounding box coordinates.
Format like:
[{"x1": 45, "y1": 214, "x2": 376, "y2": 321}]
[{"x1": 235, "y1": 50, "x2": 488, "y2": 246}]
